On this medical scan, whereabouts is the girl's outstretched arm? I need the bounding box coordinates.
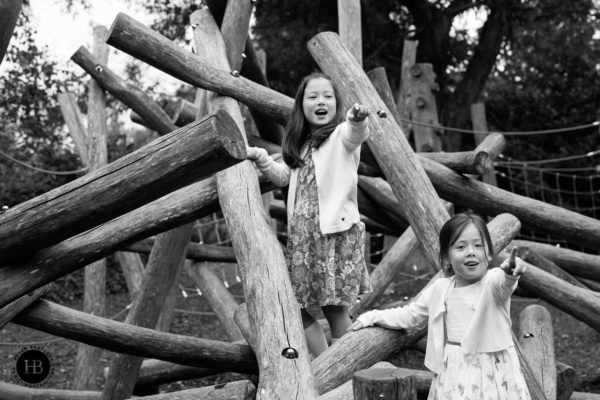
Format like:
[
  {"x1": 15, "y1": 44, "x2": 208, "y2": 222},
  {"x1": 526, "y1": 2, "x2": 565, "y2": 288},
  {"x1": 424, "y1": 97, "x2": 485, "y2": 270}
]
[
  {"x1": 246, "y1": 146, "x2": 291, "y2": 187},
  {"x1": 499, "y1": 246, "x2": 527, "y2": 277},
  {"x1": 341, "y1": 103, "x2": 371, "y2": 150}
]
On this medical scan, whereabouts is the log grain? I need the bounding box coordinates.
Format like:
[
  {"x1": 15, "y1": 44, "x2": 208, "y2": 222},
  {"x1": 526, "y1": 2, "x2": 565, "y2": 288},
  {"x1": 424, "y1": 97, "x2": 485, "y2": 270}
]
[
  {"x1": 123, "y1": 238, "x2": 237, "y2": 263},
  {"x1": 0, "y1": 109, "x2": 245, "y2": 261},
  {"x1": 0, "y1": 284, "x2": 52, "y2": 329}
]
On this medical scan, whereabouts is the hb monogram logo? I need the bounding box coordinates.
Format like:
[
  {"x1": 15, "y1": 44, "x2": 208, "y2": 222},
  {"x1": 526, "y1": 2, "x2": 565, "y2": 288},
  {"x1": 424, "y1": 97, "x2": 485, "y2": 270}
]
[{"x1": 12, "y1": 346, "x2": 55, "y2": 387}]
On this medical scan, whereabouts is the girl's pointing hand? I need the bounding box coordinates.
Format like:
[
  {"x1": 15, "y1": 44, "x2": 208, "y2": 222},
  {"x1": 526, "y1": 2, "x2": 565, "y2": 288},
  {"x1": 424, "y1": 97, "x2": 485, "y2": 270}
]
[{"x1": 347, "y1": 103, "x2": 371, "y2": 122}]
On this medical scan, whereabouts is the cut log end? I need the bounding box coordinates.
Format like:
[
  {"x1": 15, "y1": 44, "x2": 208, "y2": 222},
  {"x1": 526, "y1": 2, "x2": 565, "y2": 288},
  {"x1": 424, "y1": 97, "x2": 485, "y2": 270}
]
[{"x1": 210, "y1": 108, "x2": 247, "y2": 160}]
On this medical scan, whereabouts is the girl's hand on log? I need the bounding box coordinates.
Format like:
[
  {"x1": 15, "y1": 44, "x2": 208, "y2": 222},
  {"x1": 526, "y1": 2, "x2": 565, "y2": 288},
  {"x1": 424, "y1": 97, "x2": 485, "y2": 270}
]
[
  {"x1": 347, "y1": 103, "x2": 371, "y2": 122},
  {"x1": 346, "y1": 320, "x2": 365, "y2": 332},
  {"x1": 500, "y1": 246, "x2": 527, "y2": 276},
  {"x1": 246, "y1": 146, "x2": 266, "y2": 161}
]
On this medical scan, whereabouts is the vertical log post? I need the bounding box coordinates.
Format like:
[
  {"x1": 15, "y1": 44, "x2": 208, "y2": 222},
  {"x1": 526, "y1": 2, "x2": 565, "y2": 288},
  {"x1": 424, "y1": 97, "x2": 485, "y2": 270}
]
[
  {"x1": 396, "y1": 40, "x2": 418, "y2": 137},
  {"x1": 518, "y1": 305, "x2": 557, "y2": 400},
  {"x1": 74, "y1": 25, "x2": 109, "y2": 391},
  {"x1": 556, "y1": 362, "x2": 575, "y2": 400},
  {"x1": 407, "y1": 63, "x2": 442, "y2": 152},
  {"x1": 470, "y1": 102, "x2": 499, "y2": 187},
  {"x1": 0, "y1": 0, "x2": 22, "y2": 65},
  {"x1": 337, "y1": 0, "x2": 362, "y2": 66},
  {"x1": 57, "y1": 91, "x2": 89, "y2": 168},
  {"x1": 353, "y1": 369, "x2": 416, "y2": 400},
  {"x1": 195, "y1": 9, "x2": 317, "y2": 399},
  {"x1": 308, "y1": 32, "x2": 450, "y2": 268},
  {"x1": 115, "y1": 252, "x2": 145, "y2": 300}
]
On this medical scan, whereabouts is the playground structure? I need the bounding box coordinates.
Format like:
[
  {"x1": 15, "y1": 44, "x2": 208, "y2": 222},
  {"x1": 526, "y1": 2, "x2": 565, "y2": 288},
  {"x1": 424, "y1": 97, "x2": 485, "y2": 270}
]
[{"x1": 1, "y1": 0, "x2": 600, "y2": 399}]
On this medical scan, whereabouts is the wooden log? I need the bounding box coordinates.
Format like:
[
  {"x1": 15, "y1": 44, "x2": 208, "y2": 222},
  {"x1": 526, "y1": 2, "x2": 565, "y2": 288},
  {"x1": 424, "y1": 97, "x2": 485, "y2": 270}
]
[
  {"x1": 357, "y1": 176, "x2": 409, "y2": 224},
  {"x1": 309, "y1": 32, "x2": 449, "y2": 268},
  {"x1": 396, "y1": 40, "x2": 417, "y2": 137},
  {"x1": 418, "y1": 155, "x2": 600, "y2": 253},
  {"x1": 221, "y1": 0, "x2": 252, "y2": 72},
  {"x1": 138, "y1": 380, "x2": 256, "y2": 400},
  {"x1": 0, "y1": 109, "x2": 245, "y2": 261},
  {"x1": 171, "y1": 99, "x2": 197, "y2": 127},
  {"x1": 353, "y1": 369, "x2": 416, "y2": 400},
  {"x1": 474, "y1": 131, "x2": 506, "y2": 160},
  {"x1": 247, "y1": 133, "x2": 282, "y2": 155},
  {"x1": 106, "y1": 13, "x2": 293, "y2": 127},
  {"x1": 205, "y1": 0, "x2": 285, "y2": 145},
  {"x1": 0, "y1": 284, "x2": 52, "y2": 329},
  {"x1": 407, "y1": 63, "x2": 442, "y2": 153},
  {"x1": 0, "y1": 0, "x2": 22, "y2": 66},
  {"x1": 556, "y1": 361, "x2": 575, "y2": 400},
  {"x1": 0, "y1": 165, "x2": 280, "y2": 308},
  {"x1": 75, "y1": 25, "x2": 109, "y2": 391},
  {"x1": 337, "y1": 0, "x2": 362, "y2": 65},
  {"x1": 367, "y1": 67, "x2": 401, "y2": 124},
  {"x1": 135, "y1": 359, "x2": 224, "y2": 388},
  {"x1": 471, "y1": 103, "x2": 500, "y2": 187},
  {"x1": 511, "y1": 239, "x2": 600, "y2": 283},
  {"x1": 570, "y1": 392, "x2": 600, "y2": 399},
  {"x1": 195, "y1": 9, "x2": 316, "y2": 398},
  {"x1": 188, "y1": 262, "x2": 244, "y2": 341},
  {"x1": 313, "y1": 214, "x2": 521, "y2": 394},
  {"x1": 0, "y1": 381, "x2": 101, "y2": 400},
  {"x1": 12, "y1": 299, "x2": 258, "y2": 373},
  {"x1": 318, "y1": 362, "x2": 397, "y2": 400},
  {"x1": 578, "y1": 277, "x2": 600, "y2": 292},
  {"x1": 234, "y1": 303, "x2": 255, "y2": 350},
  {"x1": 72, "y1": 46, "x2": 175, "y2": 135},
  {"x1": 115, "y1": 251, "x2": 145, "y2": 299},
  {"x1": 516, "y1": 247, "x2": 590, "y2": 289},
  {"x1": 101, "y1": 223, "x2": 194, "y2": 400},
  {"x1": 497, "y1": 249, "x2": 600, "y2": 333},
  {"x1": 57, "y1": 91, "x2": 89, "y2": 168},
  {"x1": 123, "y1": 237, "x2": 237, "y2": 263},
  {"x1": 518, "y1": 305, "x2": 556, "y2": 400}
]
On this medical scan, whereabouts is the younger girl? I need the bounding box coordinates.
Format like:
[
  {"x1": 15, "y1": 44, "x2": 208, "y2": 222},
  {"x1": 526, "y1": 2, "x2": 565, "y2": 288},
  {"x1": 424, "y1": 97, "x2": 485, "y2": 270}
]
[
  {"x1": 247, "y1": 72, "x2": 372, "y2": 358},
  {"x1": 348, "y1": 213, "x2": 531, "y2": 400}
]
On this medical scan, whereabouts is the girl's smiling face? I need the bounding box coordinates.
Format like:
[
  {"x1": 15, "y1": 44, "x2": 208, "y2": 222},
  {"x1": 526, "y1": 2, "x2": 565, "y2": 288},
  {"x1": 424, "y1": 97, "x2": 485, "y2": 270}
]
[
  {"x1": 302, "y1": 77, "x2": 337, "y2": 132},
  {"x1": 447, "y1": 223, "x2": 491, "y2": 287}
]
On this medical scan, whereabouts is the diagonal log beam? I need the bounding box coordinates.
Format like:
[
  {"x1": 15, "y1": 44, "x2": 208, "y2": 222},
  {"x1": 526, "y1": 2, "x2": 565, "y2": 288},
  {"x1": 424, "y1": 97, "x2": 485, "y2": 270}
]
[
  {"x1": 12, "y1": 299, "x2": 258, "y2": 374},
  {"x1": 0, "y1": 109, "x2": 245, "y2": 261},
  {"x1": 124, "y1": 238, "x2": 237, "y2": 263}
]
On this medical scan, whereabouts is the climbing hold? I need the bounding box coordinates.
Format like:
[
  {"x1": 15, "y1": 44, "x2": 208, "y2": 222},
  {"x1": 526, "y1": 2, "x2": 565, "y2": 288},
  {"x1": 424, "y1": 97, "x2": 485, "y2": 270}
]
[
  {"x1": 377, "y1": 110, "x2": 387, "y2": 119},
  {"x1": 281, "y1": 347, "x2": 299, "y2": 359},
  {"x1": 231, "y1": 70, "x2": 240, "y2": 77}
]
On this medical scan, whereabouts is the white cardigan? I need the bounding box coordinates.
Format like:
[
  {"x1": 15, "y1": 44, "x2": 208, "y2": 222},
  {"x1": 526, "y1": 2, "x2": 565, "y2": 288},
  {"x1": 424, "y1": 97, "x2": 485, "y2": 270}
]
[
  {"x1": 252, "y1": 118, "x2": 369, "y2": 234},
  {"x1": 356, "y1": 268, "x2": 519, "y2": 374}
]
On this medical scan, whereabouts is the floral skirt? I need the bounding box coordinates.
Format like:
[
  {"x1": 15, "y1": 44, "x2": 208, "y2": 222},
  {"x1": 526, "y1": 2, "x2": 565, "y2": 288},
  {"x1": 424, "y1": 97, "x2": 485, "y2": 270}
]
[
  {"x1": 286, "y1": 150, "x2": 372, "y2": 308},
  {"x1": 428, "y1": 344, "x2": 531, "y2": 400}
]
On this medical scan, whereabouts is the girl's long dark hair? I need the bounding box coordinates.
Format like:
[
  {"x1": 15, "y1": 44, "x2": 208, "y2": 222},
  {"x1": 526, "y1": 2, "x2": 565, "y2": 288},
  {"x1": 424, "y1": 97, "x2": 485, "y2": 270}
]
[
  {"x1": 282, "y1": 72, "x2": 345, "y2": 168},
  {"x1": 438, "y1": 213, "x2": 494, "y2": 277}
]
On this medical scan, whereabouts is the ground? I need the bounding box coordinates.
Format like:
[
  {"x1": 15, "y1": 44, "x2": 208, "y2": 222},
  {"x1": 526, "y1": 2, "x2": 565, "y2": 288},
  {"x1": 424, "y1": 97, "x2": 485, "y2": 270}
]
[{"x1": 1, "y1": 270, "x2": 599, "y2": 397}]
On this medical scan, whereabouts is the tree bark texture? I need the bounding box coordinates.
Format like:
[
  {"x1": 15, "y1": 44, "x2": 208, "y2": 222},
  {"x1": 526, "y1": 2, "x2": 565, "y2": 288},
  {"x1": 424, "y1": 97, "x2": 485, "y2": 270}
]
[
  {"x1": 136, "y1": 380, "x2": 256, "y2": 400},
  {"x1": 308, "y1": 31, "x2": 449, "y2": 268},
  {"x1": 12, "y1": 299, "x2": 258, "y2": 373},
  {"x1": 337, "y1": 0, "x2": 362, "y2": 65},
  {"x1": 74, "y1": 25, "x2": 109, "y2": 392},
  {"x1": 0, "y1": 283, "x2": 51, "y2": 329},
  {"x1": 57, "y1": 91, "x2": 89, "y2": 167},
  {"x1": 353, "y1": 368, "x2": 417, "y2": 400},
  {"x1": 407, "y1": 63, "x2": 442, "y2": 153},
  {"x1": 115, "y1": 251, "x2": 145, "y2": 300},
  {"x1": 0, "y1": 0, "x2": 22, "y2": 66},
  {"x1": 194, "y1": 9, "x2": 317, "y2": 399},
  {"x1": 518, "y1": 305, "x2": 557, "y2": 400},
  {"x1": 0, "y1": 109, "x2": 245, "y2": 261}
]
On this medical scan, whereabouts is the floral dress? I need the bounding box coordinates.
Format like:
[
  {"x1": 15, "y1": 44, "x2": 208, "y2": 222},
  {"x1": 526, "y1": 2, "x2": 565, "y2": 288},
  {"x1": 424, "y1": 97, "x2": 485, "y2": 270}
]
[{"x1": 285, "y1": 150, "x2": 372, "y2": 308}]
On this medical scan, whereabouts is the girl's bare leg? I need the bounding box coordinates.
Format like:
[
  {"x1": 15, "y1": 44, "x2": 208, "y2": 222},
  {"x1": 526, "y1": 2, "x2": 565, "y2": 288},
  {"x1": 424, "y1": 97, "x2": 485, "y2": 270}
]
[{"x1": 322, "y1": 305, "x2": 352, "y2": 340}]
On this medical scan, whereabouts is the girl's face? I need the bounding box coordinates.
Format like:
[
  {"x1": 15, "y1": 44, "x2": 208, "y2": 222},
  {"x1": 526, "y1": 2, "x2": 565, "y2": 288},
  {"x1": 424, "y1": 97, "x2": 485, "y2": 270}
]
[
  {"x1": 447, "y1": 223, "x2": 491, "y2": 287},
  {"x1": 302, "y1": 77, "x2": 337, "y2": 132}
]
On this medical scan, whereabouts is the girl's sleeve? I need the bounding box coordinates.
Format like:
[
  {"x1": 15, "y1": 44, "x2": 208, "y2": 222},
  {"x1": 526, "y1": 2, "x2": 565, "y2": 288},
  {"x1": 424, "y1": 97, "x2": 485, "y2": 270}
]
[
  {"x1": 251, "y1": 148, "x2": 291, "y2": 187},
  {"x1": 341, "y1": 118, "x2": 370, "y2": 151},
  {"x1": 355, "y1": 286, "x2": 431, "y2": 330},
  {"x1": 490, "y1": 267, "x2": 519, "y2": 300}
]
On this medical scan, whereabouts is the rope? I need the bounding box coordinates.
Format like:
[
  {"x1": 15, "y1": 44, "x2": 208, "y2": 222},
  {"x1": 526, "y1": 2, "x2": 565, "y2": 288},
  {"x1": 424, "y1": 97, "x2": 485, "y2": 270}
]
[
  {"x1": 0, "y1": 148, "x2": 88, "y2": 175},
  {"x1": 496, "y1": 150, "x2": 600, "y2": 165},
  {"x1": 400, "y1": 118, "x2": 600, "y2": 136}
]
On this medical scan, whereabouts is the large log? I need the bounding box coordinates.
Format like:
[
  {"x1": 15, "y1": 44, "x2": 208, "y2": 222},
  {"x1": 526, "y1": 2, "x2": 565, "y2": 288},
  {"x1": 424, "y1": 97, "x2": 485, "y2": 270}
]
[
  {"x1": 556, "y1": 362, "x2": 575, "y2": 400},
  {"x1": 308, "y1": 31, "x2": 449, "y2": 267},
  {"x1": 123, "y1": 237, "x2": 237, "y2": 263},
  {"x1": 353, "y1": 369, "x2": 416, "y2": 400},
  {"x1": 115, "y1": 251, "x2": 145, "y2": 299},
  {"x1": 188, "y1": 262, "x2": 244, "y2": 342},
  {"x1": 0, "y1": 0, "x2": 22, "y2": 66},
  {"x1": 0, "y1": 109, "x2": 245, "y2": 261},
  {"x1": 318, "y1": 362, "x2": 398, "y2": 400},
  {"x1": 518, "y1": 305, "x2": 556, "y2": 400},
  {"x1": 0, "y1": 166, "x2": 279, "y2": 308},
  {"x1": 12, "y1": 299, "x2": 258, "y2": 373},
  {"x1": 516, "y1": 247, "x2": 590, "y2": 289},
  {"x1": 511, "y1": 239, "x2": 600, "y2": 283},
  {"x1": 106, "y1": 13, "x2": 293, "y2": 127},
  {"x1": 72, "y1": 46, "x2": 175, "y2": 135},
  {"x1": 194, "y1": 9, "x2": 316, "y2": 398},
  {"x1": 0, "y1": 381, "x2": 101, "y2": 400},
  {"x1": 419, "y1": 156, "x2": 600, "y2": 252},
  {"x1": 312, "y1": 214, "x2": 521, "y2": 394},
  {"x1": 75, "y1": 25, "x2": 109, "y2": 391},
  {"x1": 406, "y1": 63, "x2": 442, "y2": 153},
  {"x1": 138, "y1": 380, "x2": 256, "y2": 400}
]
